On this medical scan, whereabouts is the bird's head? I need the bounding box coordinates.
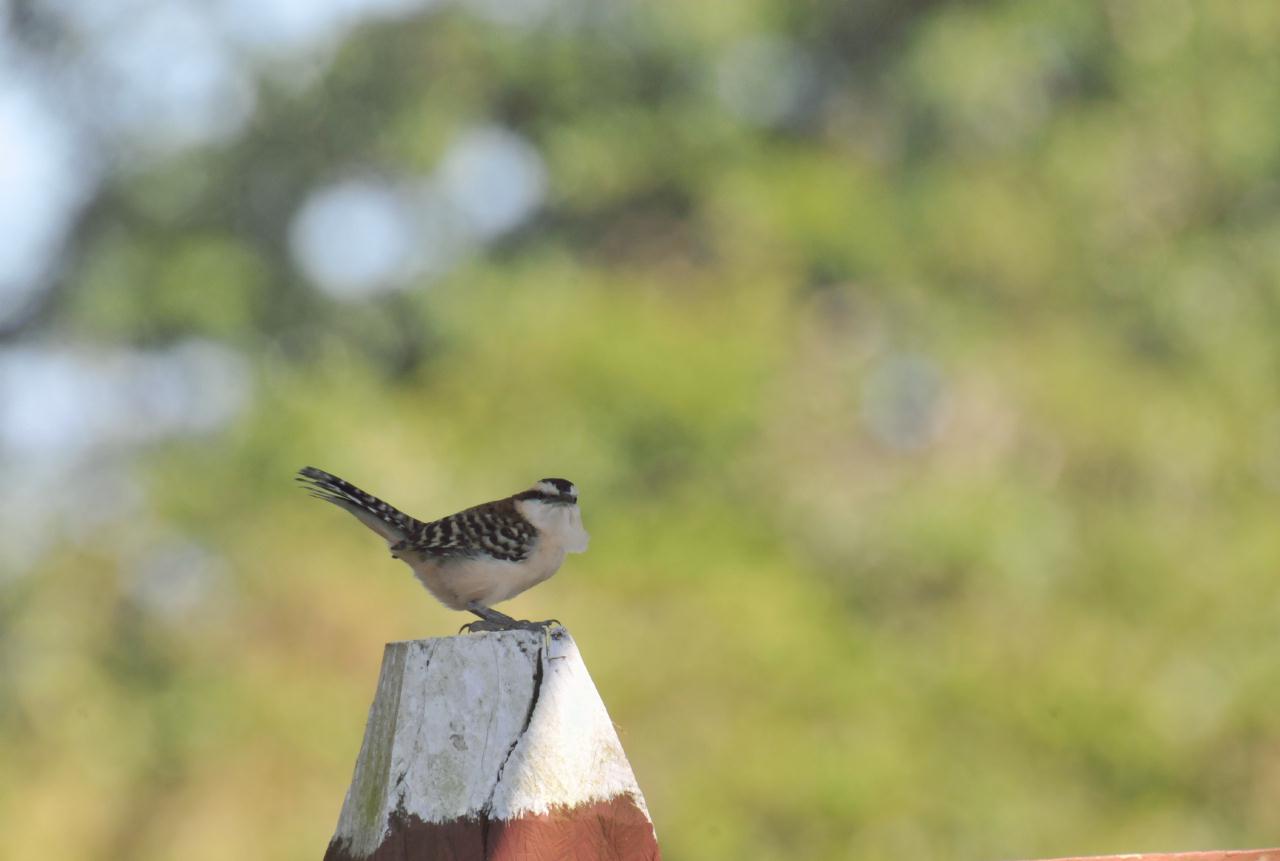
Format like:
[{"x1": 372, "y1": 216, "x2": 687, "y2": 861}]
[
  {"x1": 515, "y1": 477, "x2": 588, "y2": 552},
  {"x1": 518, "y1": 478, "x2": 579, "y2": 506}
]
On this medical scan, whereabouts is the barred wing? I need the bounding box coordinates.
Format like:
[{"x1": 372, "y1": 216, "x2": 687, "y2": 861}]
[{"x1": 409, "y1": 500, "x2": 537, "y2": 562}]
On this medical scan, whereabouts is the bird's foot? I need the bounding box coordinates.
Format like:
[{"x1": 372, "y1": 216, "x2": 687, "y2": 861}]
[
  {"x1": 518, "y1": 618, "x2": 561, "y2": 632},
  {"x1": 461, "y1": 601, "x2": 560, "y2": 635},
  {"x1": 459, "y1": 619, "x2": 507, "y2": 634},
  {"x1": 459, "y1": 618, "x2": 562, "y2": 635}
]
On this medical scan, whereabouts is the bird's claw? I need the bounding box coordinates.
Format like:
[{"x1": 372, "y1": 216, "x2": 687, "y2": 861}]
[{"x1": 459, "y1": 620, "x2": 503, "y2": 634}]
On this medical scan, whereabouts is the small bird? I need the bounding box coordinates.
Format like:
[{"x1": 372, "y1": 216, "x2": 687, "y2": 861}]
[{"x1": 296, "y1": 466, "x2": 588, "y2": 632}]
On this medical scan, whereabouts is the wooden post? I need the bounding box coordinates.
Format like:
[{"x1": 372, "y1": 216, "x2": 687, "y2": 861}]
[{"x1": 323, "y1": 627, "x2": 660, "y2": 861}]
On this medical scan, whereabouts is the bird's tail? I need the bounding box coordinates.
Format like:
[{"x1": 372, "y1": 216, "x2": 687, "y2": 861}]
[{"x1": 296, "y1": 466, "x2": 422, "y2": 544}]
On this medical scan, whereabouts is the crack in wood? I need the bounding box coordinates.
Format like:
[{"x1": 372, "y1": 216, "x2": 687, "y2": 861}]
[{"x1": 480, "y1": 641, "x2": 545, "y2": 853}]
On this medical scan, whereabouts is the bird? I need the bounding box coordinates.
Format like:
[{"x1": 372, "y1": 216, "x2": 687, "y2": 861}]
[{"x1": 296, "y1": 466, "x2": 589, "y2": 632}]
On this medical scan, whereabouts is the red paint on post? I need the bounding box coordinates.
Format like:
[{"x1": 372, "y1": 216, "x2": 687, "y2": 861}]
[
  {"x1": 488, "y1": 796, "x2": 660, "y2": 861},
  {"x1": 1028, "y1": 852, "x2": 1279, "y2": 861}
]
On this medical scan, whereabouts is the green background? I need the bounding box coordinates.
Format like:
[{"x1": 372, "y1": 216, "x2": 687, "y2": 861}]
[{"x1": 4, "y1": 1, "x2": 1280, "y2": 859}]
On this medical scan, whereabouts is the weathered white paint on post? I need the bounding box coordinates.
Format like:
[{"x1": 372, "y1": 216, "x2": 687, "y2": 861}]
[{"x1": 324, "y1": 628, "x2": 659, "y2": 861}]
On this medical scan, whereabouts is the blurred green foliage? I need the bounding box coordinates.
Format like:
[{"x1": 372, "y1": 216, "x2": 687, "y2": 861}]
[{"x1": 4, "y1": 1, "x2": 1280, "y2": 859}]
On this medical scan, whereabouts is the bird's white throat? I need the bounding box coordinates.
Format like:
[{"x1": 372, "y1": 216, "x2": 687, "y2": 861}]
[{"x1": 516, "y1": 499, "x2": 589, "y2": 553}]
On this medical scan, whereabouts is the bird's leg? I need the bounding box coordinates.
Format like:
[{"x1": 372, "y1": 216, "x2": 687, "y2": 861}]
[
  {"x1": 461, "y1": 602, "x2": 561, "y2": 634},
  {"x1": 466, "y1": 602, "x2": 519, "y2": 626},
  {"x1": 461, "y1": 603, "x2": 520, "y2": 633}
]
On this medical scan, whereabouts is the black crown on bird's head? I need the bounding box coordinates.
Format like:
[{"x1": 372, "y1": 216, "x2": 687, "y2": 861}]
[{"x1": 517, "y1": 477, "x2": 578, "y2": 503}]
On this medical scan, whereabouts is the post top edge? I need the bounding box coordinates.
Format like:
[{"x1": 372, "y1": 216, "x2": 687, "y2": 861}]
[{"x1": 384, "y1": 626, "x2": 572, "y2": 648}]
